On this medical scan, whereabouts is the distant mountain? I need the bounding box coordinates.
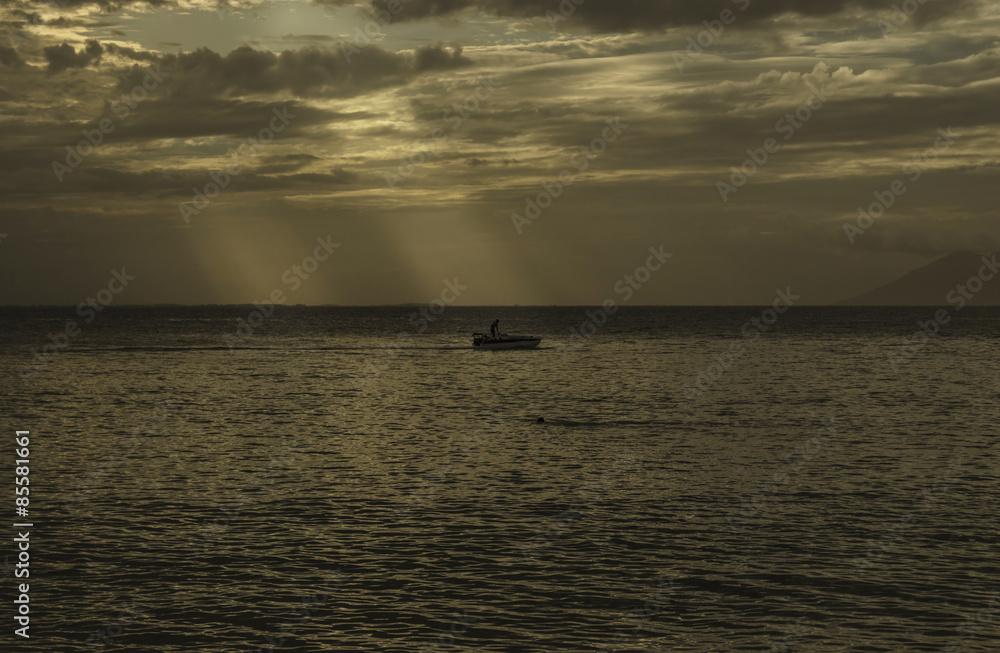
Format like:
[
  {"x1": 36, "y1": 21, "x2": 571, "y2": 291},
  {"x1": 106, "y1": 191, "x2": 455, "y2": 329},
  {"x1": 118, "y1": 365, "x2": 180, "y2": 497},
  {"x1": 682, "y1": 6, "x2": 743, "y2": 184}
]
[{"x1": 837, "y1": 252, "x2": 1000, "y2": 306}]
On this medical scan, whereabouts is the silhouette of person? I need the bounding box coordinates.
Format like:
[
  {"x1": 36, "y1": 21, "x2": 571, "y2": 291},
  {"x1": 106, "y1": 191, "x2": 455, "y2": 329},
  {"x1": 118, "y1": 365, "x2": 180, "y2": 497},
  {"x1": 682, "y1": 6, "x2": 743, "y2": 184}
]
[{"x1": 490, "y1": 319, "x2": 499, "y2": 337}]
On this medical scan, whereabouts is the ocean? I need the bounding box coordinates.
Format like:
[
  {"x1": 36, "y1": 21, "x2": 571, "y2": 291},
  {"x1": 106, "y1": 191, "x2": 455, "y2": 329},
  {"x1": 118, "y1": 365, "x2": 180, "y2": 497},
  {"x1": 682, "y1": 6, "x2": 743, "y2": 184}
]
[{"x1": 0, "y1": 306, "x2": 997, "y2": 652}]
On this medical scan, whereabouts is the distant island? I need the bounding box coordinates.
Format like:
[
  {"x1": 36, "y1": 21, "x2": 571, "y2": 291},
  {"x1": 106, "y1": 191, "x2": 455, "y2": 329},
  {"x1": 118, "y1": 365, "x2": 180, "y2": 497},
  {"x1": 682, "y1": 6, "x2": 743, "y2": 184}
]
[{"x1": 838, "y1": 252, "x2": 1000, "y2": 306}]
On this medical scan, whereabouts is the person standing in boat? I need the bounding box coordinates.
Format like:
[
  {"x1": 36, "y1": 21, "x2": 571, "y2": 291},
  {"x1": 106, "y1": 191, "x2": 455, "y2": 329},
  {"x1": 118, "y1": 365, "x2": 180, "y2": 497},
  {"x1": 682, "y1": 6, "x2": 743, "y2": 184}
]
[{"x1": 490, "y1": 319, "x2": 500, "y2": 338}]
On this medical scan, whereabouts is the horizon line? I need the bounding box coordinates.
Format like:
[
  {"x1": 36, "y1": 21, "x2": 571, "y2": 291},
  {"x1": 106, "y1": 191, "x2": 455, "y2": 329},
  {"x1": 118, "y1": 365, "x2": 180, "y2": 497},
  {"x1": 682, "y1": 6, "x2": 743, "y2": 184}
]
[{"x1": 2, "y1": 303, "x2": 999, "y2": 308}]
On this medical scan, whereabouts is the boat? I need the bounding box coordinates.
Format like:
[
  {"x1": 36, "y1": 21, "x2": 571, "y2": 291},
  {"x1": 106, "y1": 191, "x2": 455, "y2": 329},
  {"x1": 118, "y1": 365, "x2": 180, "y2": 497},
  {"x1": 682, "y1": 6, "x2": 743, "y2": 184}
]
[{"x1": 472, "y1": 332, "x2": 542, "y2": 350}]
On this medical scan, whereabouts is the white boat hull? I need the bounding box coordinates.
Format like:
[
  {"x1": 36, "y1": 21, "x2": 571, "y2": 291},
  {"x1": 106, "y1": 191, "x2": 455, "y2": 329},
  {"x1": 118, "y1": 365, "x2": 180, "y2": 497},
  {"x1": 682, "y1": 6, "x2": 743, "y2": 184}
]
[{"x1": 472, "y1": 333, "x2": 541, "y2": 349}]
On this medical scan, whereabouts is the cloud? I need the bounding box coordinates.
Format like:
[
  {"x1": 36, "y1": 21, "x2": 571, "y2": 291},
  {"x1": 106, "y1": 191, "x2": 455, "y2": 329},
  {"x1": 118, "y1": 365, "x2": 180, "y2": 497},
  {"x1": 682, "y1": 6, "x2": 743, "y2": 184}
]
[
  {"x1": 279, "y1": 33, "x2": 343, "y2": 44},
  {"x1": 109, "y1": 98, "x2": 335, "y2": 140},
  {"x1": 32, "y1": 0, "x2": 174, "y2": 10},
  {"x1": 44, "y1": 39, "x2": 104, "y2": 73},
  {"x1": 0, "y1": 142, "x2": 364, "y2": 196},
  {"x1": 45, "y1": 16, "x2": 85, "y2": 28},
  {"x1": 103, "y1": 43, "x2": 161, "y2": 62},
  {"x1": 2, "y1": 0, "x2": 998, "y2": 305},
  {"x1": 414, "y1": 43, "x2": 471, "y2": 71},
  {"x1": 116, "y1": 43, "x2": 472, "y2": 98},
  {"x1": 0, "y1": 46, "x2": 24, "y2": 68},
  {"x1": 369, "y1": 0, "x2": 981, "y2": 32}
]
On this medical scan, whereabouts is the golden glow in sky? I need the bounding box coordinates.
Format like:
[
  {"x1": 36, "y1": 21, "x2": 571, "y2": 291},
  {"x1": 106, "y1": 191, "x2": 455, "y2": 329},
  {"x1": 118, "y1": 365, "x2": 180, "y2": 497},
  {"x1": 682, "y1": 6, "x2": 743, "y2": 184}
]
[{"x1": 1, "y1": 0, "x2": 998, "y2": 304}]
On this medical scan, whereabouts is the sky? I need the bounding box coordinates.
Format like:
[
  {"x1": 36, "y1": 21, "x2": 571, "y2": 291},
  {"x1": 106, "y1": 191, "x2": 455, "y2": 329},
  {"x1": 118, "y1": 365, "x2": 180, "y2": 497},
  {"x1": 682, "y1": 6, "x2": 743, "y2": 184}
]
[{"x1": 0, "y1": 0, "x2": 997, "y2": 305}]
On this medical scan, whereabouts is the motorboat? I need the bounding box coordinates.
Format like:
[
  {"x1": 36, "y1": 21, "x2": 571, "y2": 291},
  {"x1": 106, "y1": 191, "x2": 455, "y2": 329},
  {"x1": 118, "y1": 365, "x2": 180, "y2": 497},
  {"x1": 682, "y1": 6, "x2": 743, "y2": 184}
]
[{"x1": 472, "y1": 332, "x2": 542, "y2": 350}]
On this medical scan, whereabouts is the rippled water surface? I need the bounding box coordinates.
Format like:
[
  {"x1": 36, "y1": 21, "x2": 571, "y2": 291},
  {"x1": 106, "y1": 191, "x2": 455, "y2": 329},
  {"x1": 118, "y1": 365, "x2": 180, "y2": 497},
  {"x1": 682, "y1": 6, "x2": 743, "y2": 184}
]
[{"x1": 1, "y1": 306, "x2": 998, "y2": 652}]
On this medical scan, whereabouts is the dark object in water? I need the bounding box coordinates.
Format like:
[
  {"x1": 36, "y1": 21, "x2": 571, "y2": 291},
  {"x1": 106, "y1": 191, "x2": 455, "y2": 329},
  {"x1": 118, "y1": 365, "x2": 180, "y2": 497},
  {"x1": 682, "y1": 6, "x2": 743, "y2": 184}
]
[{"x1": 537, "y1": 417, "x2": 545, "y2": 423}]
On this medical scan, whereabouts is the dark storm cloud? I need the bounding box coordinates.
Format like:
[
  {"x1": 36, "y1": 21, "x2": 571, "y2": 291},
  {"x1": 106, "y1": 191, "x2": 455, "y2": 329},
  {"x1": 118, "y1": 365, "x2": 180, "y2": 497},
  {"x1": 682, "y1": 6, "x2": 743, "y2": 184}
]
[
  {"x1": 801, "y1": 91, "x2": 1000, "y2": 145},
  {"x1": 7, "y1": 8, "x2": 42, "y2": 23},
  {"x1": 44, "y1": 39, "x2": 103, "y2": 73},
  {"x1": 26, "y1": 0, "x2": 174, "y2": 10},
  {"x1": 9, "y1": 12, "x2": 88, "y2": 27},
  {"x1": 659, "y1": 65, "x2": 1000, "y2": 156},
  {"x1": 1, "y1": 46, "x2": 25, "y2": 67},
  {"x1": 0, "y1": 96, "x2": 341, "y2": 161},
  {"x1": 39, "y1": 40, "x2": 159, "y2": 72},
  {"x1": 100, "y1": 97, "x2": 343, "y2": 141},
  {"x1": 414, "y1": 43, "x2": 470, "y2": 71},
  {"x1": 0, "y1": 34, "x2": 479, "y2": 205},
  {"x1": 0, "y1": 78, "x2": 368, "y2": 197},
  {"x1": 118, "y1": 43, "x2": 470, "y2": 98},
  {"x1": 368, "y1": 0, "x2": 979, "y2": 31},
  {"x1": 368, "y1": 47, "x2": 998, "y2": 204}
]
